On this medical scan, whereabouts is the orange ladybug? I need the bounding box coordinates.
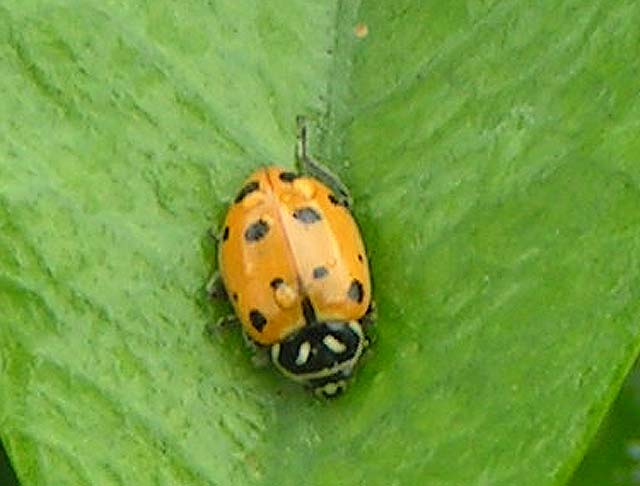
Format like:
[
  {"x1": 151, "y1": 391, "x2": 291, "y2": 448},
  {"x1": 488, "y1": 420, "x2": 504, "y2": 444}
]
[{"x1": 209, "y1": 118, "x2": 374, "y2": 397}]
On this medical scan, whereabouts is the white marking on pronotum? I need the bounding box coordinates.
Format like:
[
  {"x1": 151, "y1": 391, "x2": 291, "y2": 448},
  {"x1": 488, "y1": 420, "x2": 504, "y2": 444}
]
[
  {"x1": 295, "y1": 341, "x2": 312, "y2": 365},
  {"x1": 271, "y1": 343, "x2": 281, "y2": 361},
  {"x1": 323, "y1": 335, "x2": 347, "y2": 354}
]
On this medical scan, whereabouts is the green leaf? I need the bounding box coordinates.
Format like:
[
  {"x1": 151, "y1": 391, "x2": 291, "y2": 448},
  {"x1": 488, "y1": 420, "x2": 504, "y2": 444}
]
[
  {"x1": 570, "y1": 362, "x2": 640, "y2": 485},
  {"x1": 1, "y1": 1, "x2": 639, "y2": 485}
]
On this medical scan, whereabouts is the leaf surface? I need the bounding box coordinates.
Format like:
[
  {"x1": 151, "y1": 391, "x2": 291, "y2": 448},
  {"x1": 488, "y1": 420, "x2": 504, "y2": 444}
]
[{"x1": 1, "y1": 1, "x2": 640, "y2": 485}]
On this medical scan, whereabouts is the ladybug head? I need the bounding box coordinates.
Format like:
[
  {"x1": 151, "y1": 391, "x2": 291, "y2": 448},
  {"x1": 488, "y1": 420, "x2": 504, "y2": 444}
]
[{"x1": 270, "y1": 321, "x2": 367, "y2": 398}]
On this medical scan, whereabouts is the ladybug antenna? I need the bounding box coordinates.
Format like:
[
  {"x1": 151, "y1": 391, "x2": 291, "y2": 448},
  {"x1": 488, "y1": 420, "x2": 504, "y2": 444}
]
[{"x1": 296, "y1": 115, "x2": 308, "y2": 162}]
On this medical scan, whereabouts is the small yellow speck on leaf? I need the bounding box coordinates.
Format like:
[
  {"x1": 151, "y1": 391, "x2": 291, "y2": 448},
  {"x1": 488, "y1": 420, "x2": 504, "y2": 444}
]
[{"x1": 354, "y1": 22, "x2": 369, "y2": 39}]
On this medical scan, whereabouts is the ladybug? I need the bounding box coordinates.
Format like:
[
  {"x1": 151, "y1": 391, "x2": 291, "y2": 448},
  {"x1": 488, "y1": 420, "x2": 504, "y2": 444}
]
[{"x1": 208, "y1": 118, "x2": 374, "y2": 397}]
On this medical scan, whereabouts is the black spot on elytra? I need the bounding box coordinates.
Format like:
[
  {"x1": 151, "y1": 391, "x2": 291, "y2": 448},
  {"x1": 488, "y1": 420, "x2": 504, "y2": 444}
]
[
  {"x1": 328, "y1": 193, "x2": 349, "y2": 207},
  {"x1": 279, "y1": 171, "x2": 298, "y2": 182},
  {"x1": 270, "y1": 277, "x2": 284, "y2": 289},
  {"x1": 293, "y1": 207, "x2": 322, "y2": 223},
  {"x1": 244, "y1": 219, "x2": 269, "y2": 242},
  {"x1": 357, "y1": 253, "x2": 363, "y2": 263},
  {"x1": 347, "y1": 279, "x2": 364, "y2": 303},
  {"x1": 234, "y1": 181, "x2": 259, "y2": 203},
  {"x1": 222, "y1": 226, "x2": 229, "y2": 241},
  {"x1": 249, "y1": 309, "x2": 267, "y2": 332},
  {"x1": 232, "y1": 292, "x2": 238, "y2": 302},
  {"x1": 312, "y1": 266, "x2": 328, "y2": 279}
]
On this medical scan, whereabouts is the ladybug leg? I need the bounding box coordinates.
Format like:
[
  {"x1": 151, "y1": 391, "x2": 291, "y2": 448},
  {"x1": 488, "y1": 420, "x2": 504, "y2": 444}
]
[
  {"x1": 360, "y1": 300, "x2": 377, "y2": 328},
  {"x1": 357, "y1": 301, "x2": 377, "y2": 348},
  {"x1": 206, "y1": 314, "x2": 238, "y2": 329},
  {"x1": 207, "y1": 228, "x2": 228, "y2": 299},
  {"x1": 241, "y1": 331, "x2": 270, "y2": 368},
  {"x1": 218, "y1": 315, "x2": 239, "y2": 326},
  {"x1": 204, "y1": 314, "x2": 240, "y2": 341},
  {"x1": 208, "y1": 226, "x2": 222, "y2": 244},
  {"x1": 295, "y1": 116, "x2": 353, "y2": 208},
  {"x1": 206, "y1": 271, "x2": 227, "y2": 300}
]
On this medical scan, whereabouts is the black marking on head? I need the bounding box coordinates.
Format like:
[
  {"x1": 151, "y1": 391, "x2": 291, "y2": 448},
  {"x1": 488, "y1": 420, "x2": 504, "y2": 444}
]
[
  {"x1": 234, "y1": 180, "x2": 259, "y2": 203},
  {"x1": 328, "y1": 193, "x2": 349, "y2": 208},
  {"x1": 312, "y1": 266, "x2": 328, "y2": 279},
  {"x1": 249, "y1": 309, "x2": 267, "y2": 332},
  {"x1": 309, "y1": 372, "x2": 347, "y2": 398},
  {"x1": 232, "y1": 292, "x2": 238, "y2": 302},
  {"x1": 320, "y1": 386, "x2": 345, "y2": 399},
  {"x1": 244, "y1": 219, "x2": 270, "y2": 242},
  {"x1": 273, "y1": 323, "x2": 361, "y2": 375},
  {"x1": 357, "y1": 253, "x2": 363, "y2": 263},
  {"x1": 279, "y1": 171, "x2": 298, "y2": 182},
  {"x1": 301, "y1": 297, "x2": 316, "y2": 325},
  {"x1": 222, "y1": 226, "x2": 229, "y2": 241},
  {"x1": 347, "y1": 279, "x2": 364, "y2": 303},
  {"x1": 293, "y1": 207, "x2": 322, "y2": 223},
  {"x1": 270, "y1": 277, "x2": 284, "y2": 289}
]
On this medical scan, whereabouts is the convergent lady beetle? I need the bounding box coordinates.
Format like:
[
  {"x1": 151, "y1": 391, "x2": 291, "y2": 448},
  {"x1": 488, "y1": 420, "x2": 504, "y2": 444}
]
[{"x1": 209, "y1": 118, "x2": 374, "y2": 397}]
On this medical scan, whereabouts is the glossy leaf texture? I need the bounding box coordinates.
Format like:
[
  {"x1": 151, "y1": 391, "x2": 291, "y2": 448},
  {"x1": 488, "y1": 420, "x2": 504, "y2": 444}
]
[{"x1": 1, "y1": 1, "x2": 640, "y2": 485}]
